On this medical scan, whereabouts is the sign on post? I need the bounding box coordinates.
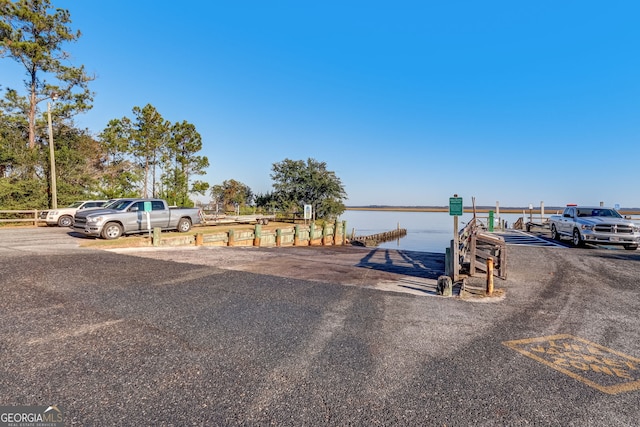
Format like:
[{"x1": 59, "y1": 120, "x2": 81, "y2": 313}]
[
  {"x1": 143, "y1": 201, "x2": 152, "y2": 232},
  {"x1": 449, "y1": 197, "x2": 463, "y2": 216},
  {"x1": 449, "y1": 195, "x2": 463, "y2": 282},
  {"x1": 304, "y1": 204, "x2": 312, "y2": 220}
]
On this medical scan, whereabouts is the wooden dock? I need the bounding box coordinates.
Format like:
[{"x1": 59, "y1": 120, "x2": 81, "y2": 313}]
[
  {"x1": 350, "y1": 228, "x2": 408, "y2": 247},
  {"x1": 202, "y1": 213, "x2": 275, "y2": 225}
]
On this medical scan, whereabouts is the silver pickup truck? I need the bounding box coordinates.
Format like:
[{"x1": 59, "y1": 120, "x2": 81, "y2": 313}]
[
  {"x1": 73, "y1": 198, "x2": 202, "y2": 239},
  {"x1": 549, "y1": 205, "x2": 640, "y2": 250}
]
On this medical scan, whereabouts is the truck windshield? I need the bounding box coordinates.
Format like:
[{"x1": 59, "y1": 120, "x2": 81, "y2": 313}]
[
  {"x1": 108, "y1": 200, "x2": 134, "y2": 211},
  {"x1": 577, "y1": 209, "x2": 622, "y2": 218}
]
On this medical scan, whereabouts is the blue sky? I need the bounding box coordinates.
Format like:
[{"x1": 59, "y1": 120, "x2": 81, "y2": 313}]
[{"x1": 3, "y1": 1, "x2": 640, "y2": 207}]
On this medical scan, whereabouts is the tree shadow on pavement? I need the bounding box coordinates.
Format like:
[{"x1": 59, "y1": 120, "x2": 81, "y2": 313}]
[{"x1": 356, "y1": 248, "x2": 445, "y2": 279}]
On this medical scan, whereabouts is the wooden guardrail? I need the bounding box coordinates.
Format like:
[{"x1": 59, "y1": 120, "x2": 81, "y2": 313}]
[
  {"x1": 469, "y1": 232, "x2": 507, "y2": 279},
  {"x1": 0, "y1": 210, "x2": 46, "y2": 226},
  {"x1": 452, "y1": 218, "x2": 507, "y2": 280},
  {"x1": 201, "y1": 210, "x2": 312, "y2": 224},
  {"x1": 447, "y1": 219, "x2": 476, "y2": 279}
]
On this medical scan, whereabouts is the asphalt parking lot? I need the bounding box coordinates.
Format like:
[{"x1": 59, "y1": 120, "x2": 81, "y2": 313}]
[{"x1": 1, "y1": 227, "x2": 639, "y2": 425}]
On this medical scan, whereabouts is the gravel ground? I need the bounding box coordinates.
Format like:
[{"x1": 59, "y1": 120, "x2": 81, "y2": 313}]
[
  {"x1": 110, "y1": 244, "x2": 448, "y2": 296},
  {"x1": 1, "y1": 227, "x2": 639, "y2": 425}
]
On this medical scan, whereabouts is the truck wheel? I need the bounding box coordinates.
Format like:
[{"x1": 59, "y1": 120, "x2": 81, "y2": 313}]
[
  {"x1": 58, "y1": 215, "x2": 73, "y2": 227},
  {"x1": 551, "y1": 225, "x2": 560, "y2": 240},
  {"x1": 102, "y1": 222, "x2": 123, "y2": 240},
  {"x1": 262, "y1": 218, "x2": 269, "y2": 225},
  {"x1": 624, "y1": 244, "x2": 638, "y2": 251},
  {"x1": 572, "y1": 229, "x2": 584, "y2": 247},
  {"x1": 177, "y1": 218, "x2": 191, "y2": 232}
]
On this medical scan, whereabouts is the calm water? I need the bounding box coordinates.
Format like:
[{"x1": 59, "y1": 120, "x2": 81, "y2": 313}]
[{"x1": 339, "y1": 210, "x2": 527, "y2": 253}]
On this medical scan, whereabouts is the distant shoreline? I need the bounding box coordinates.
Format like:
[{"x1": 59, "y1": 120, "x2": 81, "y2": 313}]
[
  {"x1": 345, "y1": 206, "x2": 640, "y2": 215},
  {"x1": 346, "y1": 206, "x2": 545, "y2": 214}
]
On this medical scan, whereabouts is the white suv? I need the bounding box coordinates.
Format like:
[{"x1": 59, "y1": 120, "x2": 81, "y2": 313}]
[{"x1": 41, "y1": 200, "x2": 109, "y2": 227}]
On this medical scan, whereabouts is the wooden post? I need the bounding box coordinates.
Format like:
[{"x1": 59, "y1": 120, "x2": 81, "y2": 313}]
[
  {"x1": 322, "y1": 222, "x2": 329, "y2": 245},
  {"x1": 470, "y1": 233, "x2": 477, "y2": 276},
  {"x1": 499, "y1": 242, "x2": 507, "y2": 279},
  {"x1": 276, "y1": 228, "x2": 282, "y2": 247},
  {"x1": 453, "y1": 215, "x2": 459, "y2": 281},
  {"x1": 294, "y1": 225, "x2": 300, "y2": 246},
  {"x1": 195, "y1": 233, "x2": 203, "y2": 246},
  {"x1": 445, "y1": 247, "x2": 451, "y2": 277},
  {"x1": 254, "y1": 224, "x2": 261, "y2": 247},
  {"x1": 228, "y1": 229, "x2": 235, "y2": 246},
  {"x1": 472, "y1": 196, "x2": 477, "y2": 221},
  {"x1": 310, "y1": 222, "x2": 316, "y2": 246},
  {"x1": 153, "y1": 227, "x2": 161, "y2": 247},
  {"x1": 486, "y1": 258, "x2": 494, "y2": 295}
]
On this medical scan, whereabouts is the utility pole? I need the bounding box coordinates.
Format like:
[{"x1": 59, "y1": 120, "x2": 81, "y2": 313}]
[{"x1": 47, "y1": 94, "x2": 58, "y2": 209}]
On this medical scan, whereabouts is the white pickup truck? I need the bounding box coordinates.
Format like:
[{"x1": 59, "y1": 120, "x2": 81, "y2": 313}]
[
  {"x1": 549, "y1": 205, "x2": 640, "y2": 250},
  {"x1": 40, "y1": 200, "x2": 109, "y2": 227},
  {"x1": 72, "y1": 198, "x2": 202, "y2": 239}
]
